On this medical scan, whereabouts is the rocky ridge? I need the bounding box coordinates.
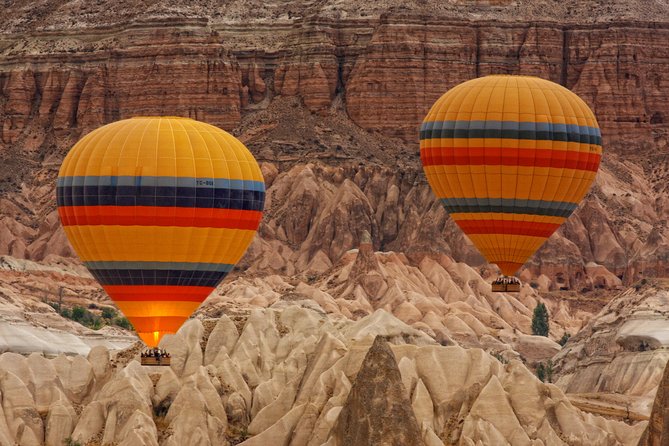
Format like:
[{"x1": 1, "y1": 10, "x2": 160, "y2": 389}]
[
  {"x1": 1, "y1": 5, "x2": 669, "y2": 286},
  {"x1": 554, "y1": 279, "x2": 669, "y2": 417},
  {"x1": 0, "y1": 306, "x2": 648, "y2": 446}
]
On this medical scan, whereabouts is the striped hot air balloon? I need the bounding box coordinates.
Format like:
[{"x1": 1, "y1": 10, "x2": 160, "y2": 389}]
[
  {"x1": 57, "y1": 117, "x2": 265, "y2": 347},
  {"x1": 420, "y1": 75, "x2": 602, "y2": 277}
]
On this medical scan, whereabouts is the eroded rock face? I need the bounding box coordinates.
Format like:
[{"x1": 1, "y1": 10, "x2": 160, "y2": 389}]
[
  {"x1": 332, "y1": 336, "x2": 424, "y2": 446},
  {"x1": 554, "y1": 280, "x2": 669, "y2": 415},
  {"x1": 0, "y1": 306, "x2": 647, "y2": 445},
  {"x1": 637, "y1": 358, "x2": 669, "y2": 446},
  {"x1": 1, "y1": 6, "x2": 669, "y2": 288}
]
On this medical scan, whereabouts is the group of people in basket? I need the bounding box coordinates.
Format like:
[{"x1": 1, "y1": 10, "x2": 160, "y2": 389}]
[{"x1": 140, "y1": 348, "x2": 171, "y2": 359}]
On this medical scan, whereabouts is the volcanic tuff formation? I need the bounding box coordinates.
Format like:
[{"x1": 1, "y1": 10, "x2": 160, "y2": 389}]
[
  {"x1": 637, "y1": 354, "x2": 669, "y2": 446},
  {"x1": 0, "y1": 306, "x2": 648, "y2": 445},
  {"x1": 1, "y1": 1, "x2": 669, "y2": 286},
  {"x1": 554, "y1": 279, "x2": 669, "y2": 416}
]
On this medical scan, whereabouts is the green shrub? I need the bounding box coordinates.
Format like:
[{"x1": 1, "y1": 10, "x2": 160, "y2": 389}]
[
  {"x1": 559, "y1": 333, "x2": 571, "y2": 346},
  {"x1": 62, "y1": 306, "x2": 104, "y2": 330},
  {"x1": 101, "y1": 306, "x2": 117, "y2": 320},
  {"x1": 71, "y1": 306, "x2": 86, "y2": 322},
  {"x1": 64, "y1": 437, "x2": 82, "y2": 446},
  {"x1": 114, "y1": 317, "x2": 132, "y2": 330},
  {"x1": 531, "y1": 303, "x2": 549, "y2": 337},
  {"x1": 536, "y1": 360, "x2": 555, "y2": 383}
]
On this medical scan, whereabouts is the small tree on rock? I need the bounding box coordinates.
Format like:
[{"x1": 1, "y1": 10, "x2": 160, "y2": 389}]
[{"x1": 532, "y1": 303, "x2": 549, "y2": 337}]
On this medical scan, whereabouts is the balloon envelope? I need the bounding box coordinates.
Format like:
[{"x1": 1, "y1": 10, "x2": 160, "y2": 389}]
[
  {"x1": 57, "y1": 117, "x2": 265, "y2": 346},
  {"x1": 420, "y1": 75, "x2": 602, "y2": 276}
]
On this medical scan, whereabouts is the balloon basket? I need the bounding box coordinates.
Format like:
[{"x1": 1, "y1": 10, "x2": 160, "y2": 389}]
[
  {"x1": 492, "y1": 277, "x2": 521, "y2": 293},
  {"x1": 140, "y1": 349, "x2": 171, "y2": 366}
]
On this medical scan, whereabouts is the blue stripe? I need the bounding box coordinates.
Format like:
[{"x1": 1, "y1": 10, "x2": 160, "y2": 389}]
[
  {"x1": 84, "y1": 261, "x2": 234, "y2": 273},
  {"x1": 90, "y1": 269, "x2": 228, "y2": 287},
  {"x1": 420, "y1": 120, "x2": 601, "y2": 145},
  {"x1": 440, "y1": 197, "x2": 578, "y2": 218},
  {"x1": 57, "y1": 176, "x2": 265, "y2": 192},
  {"x1": 56, "y1": 183, "x2": 264, "y2": 211}
]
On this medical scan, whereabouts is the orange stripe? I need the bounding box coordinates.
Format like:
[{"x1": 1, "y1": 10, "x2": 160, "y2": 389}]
[
  {"x1": 129, "y1": 316, "x2": 187, "y2": 332},
  {"x1": 103, "y1": 285, "x2": 214, "y2": 302},
  {"x1": 420, "y1": 147, "x2": 601, "y2": 172},
  {"x1": 58, "y1": 206, "x2": 262, "y2": 230}
]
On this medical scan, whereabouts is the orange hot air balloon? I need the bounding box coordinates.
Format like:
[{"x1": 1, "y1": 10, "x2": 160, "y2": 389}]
[
  {"x1": 56, "y1": 117, "x2": 265, "y2": 347},
  {"x1": 420, "y1": 75, "x2": 602, "y2": 277}
]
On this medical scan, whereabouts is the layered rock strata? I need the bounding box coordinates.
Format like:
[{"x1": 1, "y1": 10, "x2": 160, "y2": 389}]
[{"x1": 1, "y1": 8, "x2": 669, "y2": 285}]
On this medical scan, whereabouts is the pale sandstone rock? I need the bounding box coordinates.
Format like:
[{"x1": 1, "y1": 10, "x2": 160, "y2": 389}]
[
  {"x1": 44, "y1": 401, "x2": 76, "y2": 446},
  {"x1": 52, "y1": 355, "x2": 94, "y2": 404},
  {"x1": 0, "y1": 369, "x2": 44, "y2": 445},
  {"x1": 0, "y1": 305, "x2": 651, "y2": 445},
  {"x1": 239, "y1": 404, "x2": 307, "y2": 446},
  {"x1": 87, "y1": 346, "x2": 111, "y2": 381},
  {"x1": 162, "y1": 319, "x2": 204, "y2": 377},
  {"x1": 71, "y1": 361, "x2": 155, "y2": 445},
  {"x1": 204, "y1": 315, "x2": 239, "y2": 365},
  {"x1": 163, "y1": 368, "x2": 228, "y2": 446},
  {"x1": 26, "y1": 353, "x2": 63, "y2": 414}
]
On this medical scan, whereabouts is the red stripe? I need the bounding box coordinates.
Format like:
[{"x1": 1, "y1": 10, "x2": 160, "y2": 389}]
[
  {"x1": 455, "y1": 219, "x2": 561, "y2": 237},
  {"x1": 58, "y1": 206, "x2": 262, "y2": 230},
  {"x1": 420, "y1": 147, "x2": 601, "y2": 172},
  {"x1": 103, "y1": 285, "x2": 214, "y2": 302}
]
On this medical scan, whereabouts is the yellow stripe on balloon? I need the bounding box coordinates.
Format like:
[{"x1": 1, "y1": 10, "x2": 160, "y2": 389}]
[
  {"x1": 59, "y1": 117, "x2": 264, "y2": 182},
  {"x1": 63, "y1": 225, "x2": 257, "y2": 263},
  {"x1": 430, "y1": 77, "x2": 599, "y2": 128},
  {"x1": 425, "y1": 165, "x2": 596, "y2": 202},
  {"x1": 469, "y1": 233, "x2": 546, "y2": 256}
]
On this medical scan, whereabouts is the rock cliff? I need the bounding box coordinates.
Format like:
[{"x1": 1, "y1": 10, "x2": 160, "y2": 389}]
[
  {"x1": 554, "y1": 279, "x2": 669, "y2": 417},
  {"x1": 1, "y1": 3, "x2": 669, "y2": 286}
]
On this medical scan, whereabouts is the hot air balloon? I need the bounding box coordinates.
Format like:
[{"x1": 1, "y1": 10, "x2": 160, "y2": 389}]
[
  {"x1": 57, "y1": 117, "x2": 265, "y2": 348},
  {"x1": 420, "y1": 75, "x2": 601, "y2": 285}
]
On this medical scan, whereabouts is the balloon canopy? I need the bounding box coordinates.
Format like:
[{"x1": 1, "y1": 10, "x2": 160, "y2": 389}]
[
  {"x1": 420, "y1": 75, "x2": 602, "y2": 276},
  {"x1": 57, "y1": 117, "x2": 265, "y2": 346}
]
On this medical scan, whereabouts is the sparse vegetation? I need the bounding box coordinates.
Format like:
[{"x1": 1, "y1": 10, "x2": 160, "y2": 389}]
[
  {"x1": 492, "y1": 352, "x2": 508, "y2": 364},
  {"x1": 154, "y1": 399, "x2": 171, "y2": 417},
  {"x1": 64, "y1": 437, "x2": 82, "y2": 446},
  {"x1": 50, "y1": 303, "x2": 132, "y2": 331},
  {"x1": 114, "y1": 317, "x2": 132, "y2": 330},
  {"x1": 531, "y1": 303, "x2": 550, "y2": 337},
  {"x1": 634, "y1": 278, "x2": 649, "y2": 291},
  {"x1": 101, "y1": 306, "x2": 117, "y2": 320},
  {"x1": 559, "y1": 333, "x2": 571, "y2": 346},
  {"x1": 536, "y1": 360, "x2": 554, "y2": 383}
]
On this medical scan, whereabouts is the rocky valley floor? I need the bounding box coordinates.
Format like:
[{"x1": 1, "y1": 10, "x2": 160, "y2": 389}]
[
  {"x1": 2, "y1": 1, "x2": 669, "y2": 445},
  {"x1": 1, "y1": 248, "x2": 668, "y2": 445},
  {"x1": 0, "y1": 305, "x2": 650, "y2": 446}
]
